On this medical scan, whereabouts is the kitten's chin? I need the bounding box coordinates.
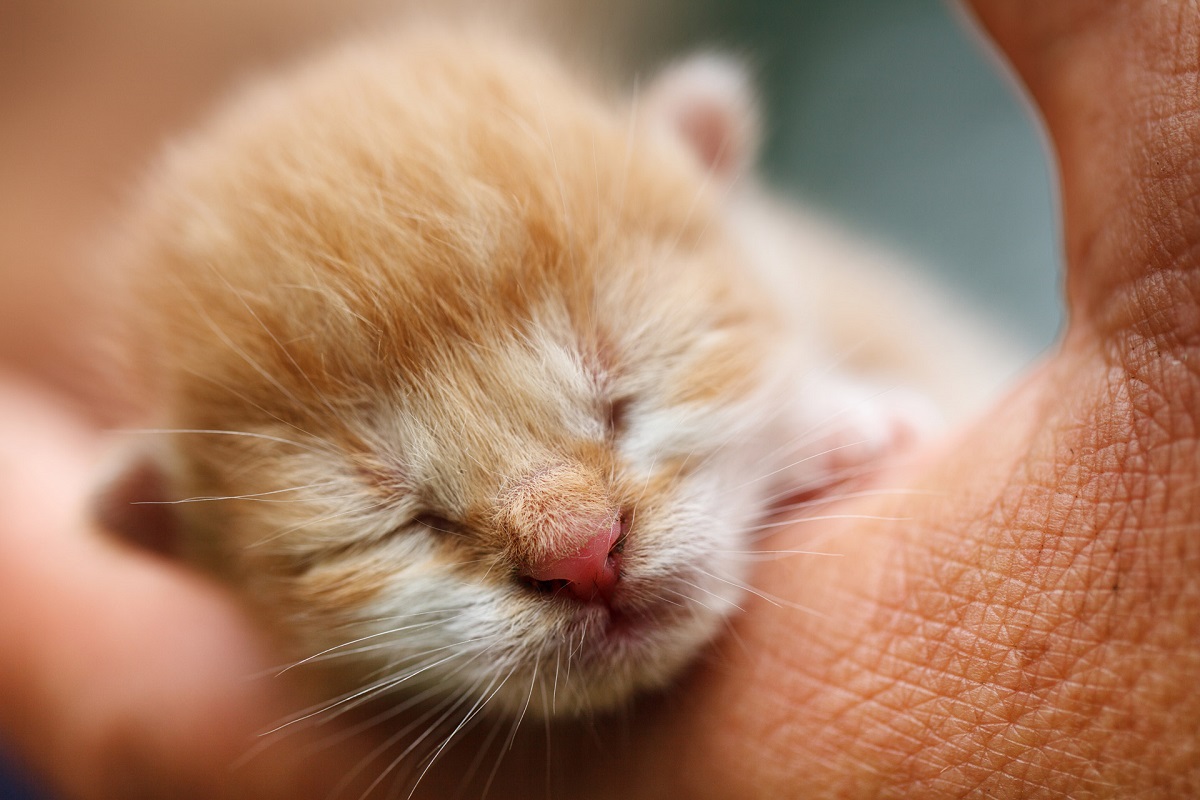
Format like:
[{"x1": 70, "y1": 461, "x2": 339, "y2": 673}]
[{"x1": 513, "y1": 588, "x2": 736, "y2": 718}]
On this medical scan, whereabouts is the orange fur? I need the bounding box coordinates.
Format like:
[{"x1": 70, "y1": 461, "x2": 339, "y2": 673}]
[
  {"x1": 105, "y1": 26, "x2": 789, "y2": 716},
  {"x1": 101, "y1": 24, "x2": 1014, "y2": 720}
]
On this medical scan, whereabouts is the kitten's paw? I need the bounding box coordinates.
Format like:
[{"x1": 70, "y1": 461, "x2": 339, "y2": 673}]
[
  {"x1": 872, "y1": 387, "x2": 942, "y2": 448},
  {"x1": 810, "y1": 380, "x2": 942, "y2": 475}
]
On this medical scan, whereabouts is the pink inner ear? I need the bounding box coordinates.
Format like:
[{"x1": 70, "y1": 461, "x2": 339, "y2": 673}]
[
  {"x1": 92, "y1": 452, "x2": 180, "y2": 557},
  {"x1": 676, "y1": 99, "x2": 741, "y2": 178},
  {"x1": 644, "y1": 54, "x2": 760, "y2": 182}
]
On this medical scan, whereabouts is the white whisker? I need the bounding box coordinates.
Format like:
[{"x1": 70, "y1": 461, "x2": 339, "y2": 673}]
[
  {"x1": 261, "y1": 638, "x2": 495, "y2": 737},
  {"x1": 415, "y1": 662, "x2": 521, "y2": 800},
  {"x1": 718, "y1": 548, "x2": 844, "y2": 560},
  {"x1": 275, "y1": 617, "x2": 457, "y2": 676},
  {"x1": 761, "y1": 486, "x2": 940, "y2": 511},
  {"x1": 133, "y1": 480, "x2": 339, "y2": 505},
  {"x1": 675, "y1": 577, "x2": 744, "y2": 613},
  {"x1": 246, "y1": 499, "x2": 393, "y2": 548},
  {"x1": 745, "y1": 513, "x2": 911, "y2": 537},
  {"x1": 722, "y1": 439, "x2": 876, "y2": 495},
  {"x1": 696, "y1": 567, "x2": 829, "y2": 620},
  {"x1": 118, "y1": 428, "x2": 328, "y2": 456},
  {"x1": 325, "y1": 692, "x2": 457, "y2": 800}
]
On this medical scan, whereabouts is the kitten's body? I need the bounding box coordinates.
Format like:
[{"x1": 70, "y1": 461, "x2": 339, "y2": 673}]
[{"x1": 103, "y1": 26, "x2": 1016, "y2": 719}]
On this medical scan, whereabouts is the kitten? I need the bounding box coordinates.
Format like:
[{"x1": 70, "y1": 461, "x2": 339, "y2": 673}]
[{"x1": 98, "y1": 24, "x2": 995, "y2": 721}]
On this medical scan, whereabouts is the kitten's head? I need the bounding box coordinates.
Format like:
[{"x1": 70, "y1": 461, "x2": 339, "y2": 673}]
[{"x1": 116, "y1": 28, "x2": 786, "y2": 715}]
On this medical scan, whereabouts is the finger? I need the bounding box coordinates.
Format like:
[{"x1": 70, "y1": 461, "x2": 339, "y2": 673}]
[
  {"x1": 614, "y1": 6, "x2": 1200, "y2": 794},
  {"x1": 0, "y1": 375, "x2": 368, "y2": 799},
  {"x1": 965, "y1": 0, "x2": 1200, "y2": 337}
]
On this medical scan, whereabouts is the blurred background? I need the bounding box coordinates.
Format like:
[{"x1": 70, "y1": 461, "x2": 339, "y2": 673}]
[
  {"x1": 631, "y1": 0, "x2": 1061, "y2": 354},
  {"x1": 0, "y1": 0, "x2": 1057, "y2": 796}
]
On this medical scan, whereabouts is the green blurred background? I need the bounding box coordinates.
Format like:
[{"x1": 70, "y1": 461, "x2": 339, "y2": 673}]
[{"x1": 634, "y1": 0, "x2": 1061, "y2": 355}]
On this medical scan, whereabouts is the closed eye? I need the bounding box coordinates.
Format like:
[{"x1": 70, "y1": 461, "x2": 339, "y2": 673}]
[
  {"x1": 414, "y1": 512, "x2": 463, "y2": 537},
  {"x1": 605, "y1": 396, "x2": 634, "y2": 439}
]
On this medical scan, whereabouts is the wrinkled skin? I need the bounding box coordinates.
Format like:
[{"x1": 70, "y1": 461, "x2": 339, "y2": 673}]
[{"x1": 1, "y1": 0, "x2": 1198, "y2": 797}]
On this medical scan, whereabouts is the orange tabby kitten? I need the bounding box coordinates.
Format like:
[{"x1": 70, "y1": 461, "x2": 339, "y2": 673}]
[{"x1": 100, "y1": 24, "x2": 1006, "y2": 721}]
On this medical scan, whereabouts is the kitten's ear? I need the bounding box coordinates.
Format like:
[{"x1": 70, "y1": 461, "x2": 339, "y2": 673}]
[
  {"x1": 92, "y1": 444, "x2": 180, "y2": 557},
  {"x1": 642, "y1": 54, "x2": 761, "y2": 182}
]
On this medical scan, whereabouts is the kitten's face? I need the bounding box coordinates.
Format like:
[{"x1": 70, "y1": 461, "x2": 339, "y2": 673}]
[{"x1": 125, "y1": 30, "x2": 787, "y2": 715}]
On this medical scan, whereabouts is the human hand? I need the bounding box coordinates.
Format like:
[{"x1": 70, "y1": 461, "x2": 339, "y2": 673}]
[
  {"x1": 2, "y1": 0, "x2": 1198, "y2": 797},
  {"x1": 598, "y1": 1, "x2": 1200, "y2": 795},
  {"x1": 0, "y1": 374, "x2": 383, "y2": 799}
]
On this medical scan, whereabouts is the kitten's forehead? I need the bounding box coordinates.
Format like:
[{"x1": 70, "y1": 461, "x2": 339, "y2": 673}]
[{"x1": 135, "y1": 28, "x2": 773, "y2": 470}]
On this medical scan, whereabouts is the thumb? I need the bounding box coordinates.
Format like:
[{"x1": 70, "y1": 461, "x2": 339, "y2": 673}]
[
  {"x1": 0, "y1": 373, "x2": 367, "y2": 799},
  {"x1": 966, "y1": 0, "x2": 1200, "y2": 339}
]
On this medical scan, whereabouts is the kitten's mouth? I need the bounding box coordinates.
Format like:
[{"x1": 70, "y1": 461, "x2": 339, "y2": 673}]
[
  {"x1": 603, "y1": 607, "x2": 650, "y2": 641},
  {"x1": 574, "y1": 591, "x2": 686, "y2": 648}
]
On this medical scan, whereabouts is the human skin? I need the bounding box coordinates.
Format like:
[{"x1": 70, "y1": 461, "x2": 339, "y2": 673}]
[{"x1": 1, "y1": 0, "x2": 1198, "y2": 797}]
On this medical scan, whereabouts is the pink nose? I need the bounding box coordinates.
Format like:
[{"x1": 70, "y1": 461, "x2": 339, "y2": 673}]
[{"x1": 522, "y1": 514, "x2": 624, "y2": 603}]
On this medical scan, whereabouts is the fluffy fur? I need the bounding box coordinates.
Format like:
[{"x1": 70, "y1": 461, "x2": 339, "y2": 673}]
[{"x1": 101, "y1": 25, "x2": 1010, "y2": 719}]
